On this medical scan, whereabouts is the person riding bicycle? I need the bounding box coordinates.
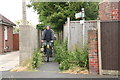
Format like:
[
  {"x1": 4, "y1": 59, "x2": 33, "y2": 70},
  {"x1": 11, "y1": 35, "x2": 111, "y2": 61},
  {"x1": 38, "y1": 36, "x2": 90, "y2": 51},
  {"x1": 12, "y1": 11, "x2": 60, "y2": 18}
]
[{"x1": 41, "y1": 25, "x2": 54, "y2": 57}]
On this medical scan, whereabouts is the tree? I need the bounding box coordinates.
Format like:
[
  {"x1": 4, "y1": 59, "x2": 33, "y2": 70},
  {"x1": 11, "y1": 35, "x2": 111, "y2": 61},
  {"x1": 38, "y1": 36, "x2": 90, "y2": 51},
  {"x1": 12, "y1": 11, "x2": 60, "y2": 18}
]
[{"x1": 29, "y1": 2, "x2": 98, "y2": 31}]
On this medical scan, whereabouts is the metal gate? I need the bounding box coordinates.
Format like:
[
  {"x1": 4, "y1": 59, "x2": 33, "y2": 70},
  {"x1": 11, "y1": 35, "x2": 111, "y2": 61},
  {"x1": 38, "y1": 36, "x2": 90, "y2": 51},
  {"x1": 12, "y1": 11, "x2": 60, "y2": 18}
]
[{"x1": 101, "y1": 21, "x2": 119, "y2": 74}]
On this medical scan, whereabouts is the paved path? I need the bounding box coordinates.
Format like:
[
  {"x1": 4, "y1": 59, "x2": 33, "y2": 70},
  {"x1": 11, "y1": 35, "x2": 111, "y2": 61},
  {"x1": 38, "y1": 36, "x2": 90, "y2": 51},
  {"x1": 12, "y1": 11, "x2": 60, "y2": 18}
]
[
  {"x1": 1, "y1": 57, "x2": 118, "y2": 78},
  {"x1": 0, "y1": 51, "x2": 19, "y2": 71}
]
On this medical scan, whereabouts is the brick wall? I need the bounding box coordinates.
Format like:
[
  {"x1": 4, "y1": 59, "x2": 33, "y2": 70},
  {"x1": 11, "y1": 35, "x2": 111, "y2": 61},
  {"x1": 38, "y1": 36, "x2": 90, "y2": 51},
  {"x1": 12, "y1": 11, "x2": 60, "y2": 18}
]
[
  {"x1": 118, "y1": 2, "x2": 120, "y2": 20},
  {"x1": 88, "y1": 30, "x2": 99, "y2": 74},
  {"x1": 99, "y1": 2, "x2": 120, "y2": 20},
  {"x1": 5, "y1": 26, "x2": 13, "y2": 52},
  {"x1": 0, "y1": 25, "x2": 4, "y2": 54}
]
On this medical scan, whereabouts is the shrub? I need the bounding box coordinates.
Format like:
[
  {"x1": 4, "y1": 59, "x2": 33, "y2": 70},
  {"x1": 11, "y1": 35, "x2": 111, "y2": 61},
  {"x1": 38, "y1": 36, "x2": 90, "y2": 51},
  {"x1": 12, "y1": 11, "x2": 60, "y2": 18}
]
[
  {"x1": 32, "y1": 49, "x2": 43, "y2": 69},
  {"x1": 54, "y1": 40, "x2": 88, "y2": 71},
  {"x1": 54, "y1": 40, "x2": 68, "y2": 64},
  {"x1": 19, "y1": 49, "x2": 43, "y2": 71}
]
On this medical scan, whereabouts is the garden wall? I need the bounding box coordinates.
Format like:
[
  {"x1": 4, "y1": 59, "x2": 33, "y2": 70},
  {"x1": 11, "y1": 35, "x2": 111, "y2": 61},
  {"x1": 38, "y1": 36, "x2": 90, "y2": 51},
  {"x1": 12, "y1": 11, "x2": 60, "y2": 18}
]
[
  {"x1": 63, "y1": 19, "x2": 97, "y2": 51},
  {"x1": 88, "y1": 30, "x2": 99, "y2": 74},
  {"x1": 19, "y1": 25, "x2": 39, "y2": 65}
]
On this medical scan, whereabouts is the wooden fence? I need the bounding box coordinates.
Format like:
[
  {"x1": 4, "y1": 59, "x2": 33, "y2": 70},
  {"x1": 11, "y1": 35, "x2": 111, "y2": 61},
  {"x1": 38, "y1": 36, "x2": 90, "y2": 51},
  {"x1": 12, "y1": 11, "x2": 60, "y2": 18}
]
[
  {"x1": 13, "y1": 34, "x2": 19, "y2": 51},
  {"x1": 101, "y1": 20, "x2": 119, "y2": 74}
]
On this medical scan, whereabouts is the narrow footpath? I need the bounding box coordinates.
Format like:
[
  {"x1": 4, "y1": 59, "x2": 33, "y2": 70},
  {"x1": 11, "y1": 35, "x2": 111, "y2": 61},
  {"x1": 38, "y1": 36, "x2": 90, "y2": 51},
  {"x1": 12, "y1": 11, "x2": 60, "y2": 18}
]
[{"x1": 2, "y1": 57, "x2": 118, "y2": 78}]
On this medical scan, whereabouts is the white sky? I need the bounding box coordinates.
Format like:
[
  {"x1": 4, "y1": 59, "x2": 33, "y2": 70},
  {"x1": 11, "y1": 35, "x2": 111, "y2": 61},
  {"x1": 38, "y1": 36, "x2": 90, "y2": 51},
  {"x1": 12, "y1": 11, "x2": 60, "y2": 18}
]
[{"x1": 0, "y1": 0, "x2": 39, "y2": 26}]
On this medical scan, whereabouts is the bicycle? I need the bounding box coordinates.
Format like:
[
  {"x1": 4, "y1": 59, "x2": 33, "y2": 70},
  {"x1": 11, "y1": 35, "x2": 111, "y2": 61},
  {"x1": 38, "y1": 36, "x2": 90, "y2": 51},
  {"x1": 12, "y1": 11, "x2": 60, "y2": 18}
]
[{"x1": 43, "y1": 40, "x2": 53, "y2": 62}]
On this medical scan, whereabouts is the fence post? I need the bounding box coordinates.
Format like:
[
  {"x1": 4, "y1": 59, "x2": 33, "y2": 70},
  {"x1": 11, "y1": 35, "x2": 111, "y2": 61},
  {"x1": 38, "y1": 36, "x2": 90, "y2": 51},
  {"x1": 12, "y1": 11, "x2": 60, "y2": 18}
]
[
  {"x1": 38, "y1": 30, "x2": 40, "y2": 48},
  {"x1": 97, "y1": 20, "x2": 102, "y2": 75},
  {"x1": 67, "y1": 17, "x2": 70, "y2": 51}
]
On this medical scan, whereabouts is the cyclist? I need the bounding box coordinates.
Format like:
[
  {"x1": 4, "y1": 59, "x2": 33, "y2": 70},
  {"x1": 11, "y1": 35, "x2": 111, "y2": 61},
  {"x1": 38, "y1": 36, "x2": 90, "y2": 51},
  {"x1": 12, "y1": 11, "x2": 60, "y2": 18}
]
[{"x1": 41, "y1": 25, "x2": 54, "y2": 57}]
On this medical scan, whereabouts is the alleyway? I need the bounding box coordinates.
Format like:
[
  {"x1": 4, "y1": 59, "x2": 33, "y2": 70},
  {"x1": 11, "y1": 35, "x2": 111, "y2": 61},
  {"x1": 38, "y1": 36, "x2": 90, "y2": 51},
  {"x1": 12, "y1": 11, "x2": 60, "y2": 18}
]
[{"x1": 1, "y1": 57, "x2": 118, "y2": 78}]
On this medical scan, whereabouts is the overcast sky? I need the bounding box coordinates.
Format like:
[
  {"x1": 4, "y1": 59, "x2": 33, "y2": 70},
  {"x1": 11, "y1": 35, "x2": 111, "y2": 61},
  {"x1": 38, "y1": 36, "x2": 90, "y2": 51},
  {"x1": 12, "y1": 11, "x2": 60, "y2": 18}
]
[{"x1": 0, "y1": 0, "x2": 39, "y2": 26}]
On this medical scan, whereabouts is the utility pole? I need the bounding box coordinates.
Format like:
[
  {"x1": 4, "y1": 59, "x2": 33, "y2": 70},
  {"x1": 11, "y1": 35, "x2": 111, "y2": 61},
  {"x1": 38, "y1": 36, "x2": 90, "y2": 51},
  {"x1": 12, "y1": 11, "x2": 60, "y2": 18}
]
[{"x1": 22, "y1": 0, "x2": 27, "y2": 25}]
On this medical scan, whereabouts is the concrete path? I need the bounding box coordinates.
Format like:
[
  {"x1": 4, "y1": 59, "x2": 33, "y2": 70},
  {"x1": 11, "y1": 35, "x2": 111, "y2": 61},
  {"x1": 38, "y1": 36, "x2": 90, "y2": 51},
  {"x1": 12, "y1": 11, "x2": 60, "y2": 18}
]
[
  {"x1": 0, "y1": 51, "x2": 19, "y2": 71},
  {"x1": 1, "y1": 57, "x2": 118, "y2": 78}
]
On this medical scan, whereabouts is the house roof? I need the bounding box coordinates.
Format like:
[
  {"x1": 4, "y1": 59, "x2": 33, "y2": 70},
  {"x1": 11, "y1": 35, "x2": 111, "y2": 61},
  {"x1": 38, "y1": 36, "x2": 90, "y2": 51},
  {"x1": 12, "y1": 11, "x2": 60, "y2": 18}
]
[{"x1": 0, "y1": 14, "x2": 16, "y2": 26}]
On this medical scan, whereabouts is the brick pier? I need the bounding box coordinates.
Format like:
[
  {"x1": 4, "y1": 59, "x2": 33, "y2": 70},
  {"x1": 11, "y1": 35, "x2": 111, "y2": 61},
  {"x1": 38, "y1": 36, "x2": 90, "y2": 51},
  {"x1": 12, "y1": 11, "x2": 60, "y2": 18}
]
[{"x1": 88, "y1": 30, "x2": 99, "y2": 74}]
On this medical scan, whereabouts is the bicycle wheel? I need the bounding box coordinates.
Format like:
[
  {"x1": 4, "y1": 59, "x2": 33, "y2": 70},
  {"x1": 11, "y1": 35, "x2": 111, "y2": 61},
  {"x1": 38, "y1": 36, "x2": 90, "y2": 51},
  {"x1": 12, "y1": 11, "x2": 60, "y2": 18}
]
[{"x1": 46, "y1": 48, "x2": 49, "y2": 62}]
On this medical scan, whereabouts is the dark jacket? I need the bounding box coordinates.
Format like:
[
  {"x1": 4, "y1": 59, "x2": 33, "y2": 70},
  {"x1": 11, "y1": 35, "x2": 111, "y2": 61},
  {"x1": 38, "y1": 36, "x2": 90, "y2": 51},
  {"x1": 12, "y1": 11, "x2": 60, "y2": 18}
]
[{"x1": 42, "y1": 29, "x2": 54, "y2": 41}]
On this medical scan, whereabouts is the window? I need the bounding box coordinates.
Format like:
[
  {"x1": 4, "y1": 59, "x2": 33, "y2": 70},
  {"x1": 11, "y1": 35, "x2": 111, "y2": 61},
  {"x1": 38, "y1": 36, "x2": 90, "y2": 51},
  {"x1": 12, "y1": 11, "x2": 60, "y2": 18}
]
[{"x1": 4, "y1": 26, "x2": 8, "y2": 40}]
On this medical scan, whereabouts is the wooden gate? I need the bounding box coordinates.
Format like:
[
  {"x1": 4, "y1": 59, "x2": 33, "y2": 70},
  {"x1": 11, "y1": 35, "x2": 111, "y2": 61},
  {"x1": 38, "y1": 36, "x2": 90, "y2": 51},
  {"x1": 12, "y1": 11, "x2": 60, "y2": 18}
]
[
  {"x1": 101, "y1": 21, "x2": 119, "y2": 74},
  {"x1": 13, "y1": 34, "x2": 19, "y2": 51}
]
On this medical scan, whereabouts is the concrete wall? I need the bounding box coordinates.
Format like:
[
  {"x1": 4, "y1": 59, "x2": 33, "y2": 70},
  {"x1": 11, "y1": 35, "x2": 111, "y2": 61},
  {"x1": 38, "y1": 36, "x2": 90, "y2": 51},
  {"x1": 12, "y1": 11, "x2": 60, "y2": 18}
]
[
  {"x1": 19, "y1": 25, "x2": 39, "y2": 65},
  {"x1": 64, "y1": 20, "x2": 97, "y2": 51},
  {"x1": 69, "y1": 21, "x2": 83, "y2": 50},
  {"x1": 63, "y1": 23, "x2": 68, "y2": 41}
]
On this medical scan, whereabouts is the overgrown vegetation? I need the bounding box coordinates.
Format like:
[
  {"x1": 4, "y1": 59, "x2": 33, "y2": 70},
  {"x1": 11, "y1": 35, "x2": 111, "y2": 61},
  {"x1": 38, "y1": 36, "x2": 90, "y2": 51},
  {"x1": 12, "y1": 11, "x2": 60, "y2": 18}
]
[
  {"x1": 54, "y1": 41, "x2": 88, "y2": 71},
  {"x1": 21, "y1": 49, "x2": 43, "y2": 71},
  {"x1": 32, "y1": 49, "x2": 43, "y2": 69},
  {"x1": 10, "y1": 49, "x2": 43, "y2": 72},
  {"x1": 22, "y1": 49, "x2": 43, "y2": 71}
]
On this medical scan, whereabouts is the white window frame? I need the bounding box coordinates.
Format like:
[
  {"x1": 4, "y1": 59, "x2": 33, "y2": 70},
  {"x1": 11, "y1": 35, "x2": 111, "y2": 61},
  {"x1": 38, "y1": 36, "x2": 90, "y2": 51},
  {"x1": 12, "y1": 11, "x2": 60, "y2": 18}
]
[{"x1": 4, "y1": 26, "x2": 8, "y2": 40}]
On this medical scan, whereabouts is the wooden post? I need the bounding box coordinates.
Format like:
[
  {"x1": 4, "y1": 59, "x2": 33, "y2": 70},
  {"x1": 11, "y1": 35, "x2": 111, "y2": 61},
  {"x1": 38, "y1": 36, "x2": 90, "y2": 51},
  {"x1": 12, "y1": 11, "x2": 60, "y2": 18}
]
[
  {"x1": 38, "y1": 30, "x2": 40, "y2": 48},
  {"x1": 97, "y1": 20, "x2": 102, "y2": 75}
]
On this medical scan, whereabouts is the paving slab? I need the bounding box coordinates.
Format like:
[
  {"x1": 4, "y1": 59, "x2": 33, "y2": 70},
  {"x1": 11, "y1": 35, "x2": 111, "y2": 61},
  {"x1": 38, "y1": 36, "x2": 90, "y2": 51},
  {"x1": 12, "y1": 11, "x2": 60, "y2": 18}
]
[{"x1": 0, "y1": 51, "x2": 19, "y2": 71}]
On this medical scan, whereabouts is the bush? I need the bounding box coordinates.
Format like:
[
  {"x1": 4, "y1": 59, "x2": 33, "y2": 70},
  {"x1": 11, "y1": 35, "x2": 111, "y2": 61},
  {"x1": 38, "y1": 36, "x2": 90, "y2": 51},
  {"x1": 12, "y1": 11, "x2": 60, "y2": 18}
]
[
  {"x1": 54, "y1": 40, "x2": 68, "y2": 64},
  {"x1": 19, "y1": 49, "x2": 43, "y2": 71},
  {"x1": 32, "y1": 49, "x2": 43, "y2": 69},
  {"x1": 54, "y1": 40, "x2": 88, "y2": 71}
]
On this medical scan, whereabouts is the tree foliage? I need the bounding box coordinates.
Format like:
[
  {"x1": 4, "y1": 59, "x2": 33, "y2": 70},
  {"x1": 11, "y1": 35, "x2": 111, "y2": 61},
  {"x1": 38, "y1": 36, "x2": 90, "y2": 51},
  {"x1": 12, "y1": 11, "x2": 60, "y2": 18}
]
[{"x1": 30, "y1": 2, "x2": 98, "y2": 31}]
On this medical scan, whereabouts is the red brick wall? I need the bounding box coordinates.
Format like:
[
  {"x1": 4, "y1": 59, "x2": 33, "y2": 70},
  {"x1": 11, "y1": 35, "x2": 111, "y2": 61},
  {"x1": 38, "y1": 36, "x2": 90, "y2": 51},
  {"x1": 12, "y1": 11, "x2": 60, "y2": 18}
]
[
  {"x1": 5, "y1": 26, "x2": 13, "y2": 52},
  {"x1": 0, "y1": 25, "x2": 4, "y2": 54},
  {"x1": 13, "y1": 34, "x2": 19, "y2": 51},
  {"x1": 99, "y1": 2, "x2": 120, "y2": 21},
  {"x1": 88, "y1": 30, "x2": 99, "y2": 74},
  {"x1": 118, "y1": 2, "x2": 120, "y2": 20}
]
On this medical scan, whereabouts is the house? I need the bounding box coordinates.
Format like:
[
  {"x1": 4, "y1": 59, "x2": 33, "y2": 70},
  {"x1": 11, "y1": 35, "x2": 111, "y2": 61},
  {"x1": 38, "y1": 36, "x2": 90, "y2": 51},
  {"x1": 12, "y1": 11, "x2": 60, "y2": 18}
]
[
  {"x1": 99, "y1": 1, "x2": 120, "y2": 20},
  {"x1": 0, "y1": 14, "x2": 16, "y2": 54}
]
